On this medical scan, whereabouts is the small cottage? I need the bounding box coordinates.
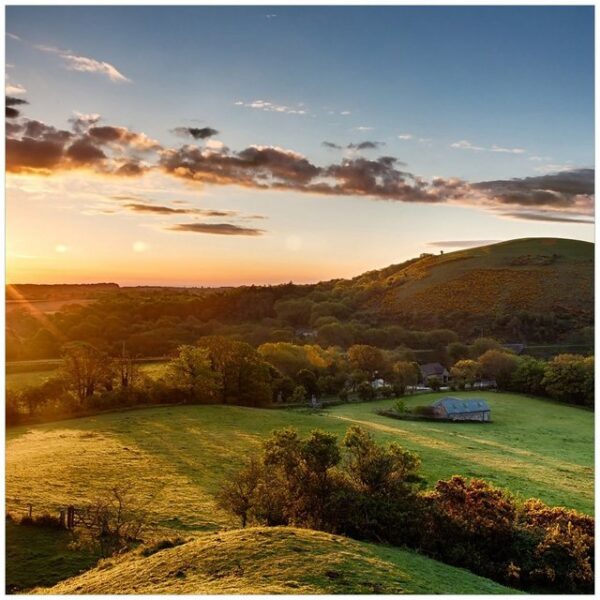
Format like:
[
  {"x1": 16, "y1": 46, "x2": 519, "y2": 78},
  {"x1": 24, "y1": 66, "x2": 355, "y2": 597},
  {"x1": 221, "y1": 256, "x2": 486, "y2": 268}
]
[
  {"x1": 431, "y1": 397, "x2": 491, "y2": 422},
  {"x1": 420, "y1": 362, "x2": 450, "y2": 385}
]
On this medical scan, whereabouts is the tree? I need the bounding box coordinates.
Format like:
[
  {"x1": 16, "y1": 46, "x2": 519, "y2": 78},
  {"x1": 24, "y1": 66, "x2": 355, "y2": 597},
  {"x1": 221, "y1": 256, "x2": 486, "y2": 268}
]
[
  {"x1": 447, "y1": 341, "x2": 470, "y2": 364},
  {"x1": 510, "y1": 356, "x2": 547, "y2": 396},
  {"x1": 347, "y1": 344, "x2": 388, "y2": 377},
  {"x1": 391, "y1": 361, "x2": 420, "y2": 395},
  {"x1": 450, "y1": 359, "x2": 481, "y2": 389},
  {"x1": 470, "y1": 337, "x2": 502, "y2": 359},
  {"x1": 198, "y1": 336, "x2": 273, "y2": 407},
  {"x1": 542, "y1": 354, "x2": 593, "y2": 406},
  {"x1": 116, "y1": 344, "x2": 139, "y2": 389},
  {"x1": 61, "y1": 342, "x2": 114, "y2": 404},
  {"x1": 428, "y1": 375, "x2": 442, "y2": 391},
  {"x1": 166, "y1": 345, "x2": 221, "y2": 403},
  {"x1": 216, "y1": 458, "x2": 262, "y2": 527},
  {"x1": 478, "y1": 349, "x2": 519, "y2": 389},
  {"x1": 296, "y1": 369, "x2": 319, "y2": 398},
  {"x1": 274, "y1": 298, "x2": 314, "y2": 328},
  {"x1": 356, "y1": 381, "x2": 376, "y2": 402},
  {"x1": 290, "y1": 385, "x2": 307, "y2": 404},
  {"x1": 78, "y1": 485, "x2": 146, "y2": 557}
]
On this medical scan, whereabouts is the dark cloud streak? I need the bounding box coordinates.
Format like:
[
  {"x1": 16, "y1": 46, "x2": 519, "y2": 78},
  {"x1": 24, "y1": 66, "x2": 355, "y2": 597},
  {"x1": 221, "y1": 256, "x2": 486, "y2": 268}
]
[{"x1": 168, "y1": 223, "x2": 265, "y2": 236}]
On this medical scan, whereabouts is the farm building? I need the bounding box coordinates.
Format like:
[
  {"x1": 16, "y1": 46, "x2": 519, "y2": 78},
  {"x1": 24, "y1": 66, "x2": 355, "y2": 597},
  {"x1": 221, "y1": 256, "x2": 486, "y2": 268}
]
[
  {"x1": 420, "y1": 362, "x2": 450, "y2": 385},
  {"x1": 431, "y1": 397, "x2": 491, "y2": 422}
]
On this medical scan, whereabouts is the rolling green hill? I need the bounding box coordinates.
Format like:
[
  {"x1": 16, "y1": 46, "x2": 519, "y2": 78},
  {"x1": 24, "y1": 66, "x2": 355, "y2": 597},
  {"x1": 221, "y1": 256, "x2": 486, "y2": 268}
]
[
  {"x1": 34, "y1": 527, "x2": 516, "y2": 595},
  {"x1": 6, "y1": 393, "x2": 593, "y2": 529},
  {"x1": 6, "y1": 393, "x2": 592, "y2": 593},
  {"x1": 342, "y1": 237, "x2": 594, "y2": 338}
]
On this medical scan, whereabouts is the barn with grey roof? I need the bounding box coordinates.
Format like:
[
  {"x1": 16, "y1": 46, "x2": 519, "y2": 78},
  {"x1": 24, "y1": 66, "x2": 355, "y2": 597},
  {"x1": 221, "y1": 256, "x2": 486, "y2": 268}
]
[{"x1": 431, "y1": 397, "x2": 491, "y2": 422}]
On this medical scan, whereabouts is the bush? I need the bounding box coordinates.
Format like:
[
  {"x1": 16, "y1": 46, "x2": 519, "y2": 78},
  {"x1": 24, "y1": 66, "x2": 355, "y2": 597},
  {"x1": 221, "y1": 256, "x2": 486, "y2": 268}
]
[
  {"x1": 413, "y1": 405, "x2": 436, "y2": 417},
  {"x1": 428, "y1": 376, "x2": 442, "y2": 391},
  {"x1": 218, "y1": 430, "x2": 595, "y2": 594},
  {"x1": 356, "y1": 381, "x2": 376, "y2": 401},
  {"x1": 19, "y1": 512, "x2": 65, "y2": 529},
  {"x1": 141, "y1": 537, "x2": 187, "y2": 557}
]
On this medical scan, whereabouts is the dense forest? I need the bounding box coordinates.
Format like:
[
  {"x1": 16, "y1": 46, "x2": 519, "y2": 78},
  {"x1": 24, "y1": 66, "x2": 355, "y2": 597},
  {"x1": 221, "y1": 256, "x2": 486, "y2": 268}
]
[{"x1": 5, "y1": 239, "x2": 594, "y2": 362}]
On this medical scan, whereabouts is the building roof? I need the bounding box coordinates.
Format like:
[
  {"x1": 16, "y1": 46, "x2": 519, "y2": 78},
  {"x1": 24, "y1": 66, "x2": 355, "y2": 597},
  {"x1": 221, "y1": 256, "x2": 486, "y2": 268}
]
[
  {"x1": 432, "y1": 396, "x2": 490, "y2": 414},
  {"x1": 420, "y1": 362, "x2": 448, "y2": 377}
]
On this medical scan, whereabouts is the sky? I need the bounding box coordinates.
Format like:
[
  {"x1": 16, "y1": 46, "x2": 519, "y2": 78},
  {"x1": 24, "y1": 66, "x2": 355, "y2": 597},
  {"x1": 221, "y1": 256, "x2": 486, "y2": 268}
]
[{"x1": 5, "y1": 5, "x2": 595, "y2": 286}]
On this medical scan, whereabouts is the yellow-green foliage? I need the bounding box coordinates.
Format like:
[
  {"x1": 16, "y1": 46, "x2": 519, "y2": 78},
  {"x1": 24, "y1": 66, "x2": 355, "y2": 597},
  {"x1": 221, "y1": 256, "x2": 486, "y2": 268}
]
[{"x1": 34, "y1": 527, "x2": 517, "y2": 595}]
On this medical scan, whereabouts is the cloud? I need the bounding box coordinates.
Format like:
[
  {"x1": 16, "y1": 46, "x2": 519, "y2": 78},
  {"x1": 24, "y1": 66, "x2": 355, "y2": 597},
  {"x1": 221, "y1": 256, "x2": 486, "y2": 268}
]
[
  {"x1": 323, "y1": 140, "x2": 385, "y2": 151},
  {"x1": 474, "y1": 169, "x2": 593, "y2": 202},
  {"x1": 340, "y1": 111, "x2": 351, "y2": 116},
  {"x1": 6, "y1": 100, "x2": 594, "y2": 223},
  {"x1": 7, "y1": 33, "x2": 21, "y2": 41},
  {"x1": 60, "y1": 53, "x2": 130, "y2": 82},
  {"x1": 36, "y1": 44, "x2": 130, "y2": 83},
  {"x1": 500, "y1": 212, "x2": 594, "y2": 224},
  {"x1": 451, "y1": 140, "x2": 526, "y2": 154},
  {"x1": 397, "y1": 134, "x2": 413, "y2": 140},
  {"x1": 490, "y1": 145, "x2": 525, "y2": 154},
  {"x1": 6, "y1": 96, "x2": 28, "y2": 107},
  {"x1": 88, "y1": 126, "x2": 161, "y2": 151},
  {"x1": 427, "y1": 240, "x2": 501, "y2": 248},
  {"x1": 69, "y1": 112, "x2": 102, "y2": 134},
  {"x1": 173, "y1": 126, "x2": 219, "y2": 140},
  {"x1": 451, "y1": 140, "x2": 485, "y2": 151},
  {"x1": 6, "y1": 105, "x2": 155, "y2": 175},
  {"x1": 355, "y1": 126, "x2": 373, "y2": 132},
  {"x1": 234, "y1": 99, "x2": 306, "y2": 115},
  {"x1": 167, "y1": 223, "x2": 265, "y2": 236},
  {"x1": 347, "y1": 141, "x2": 385, "y2": 150},
  {"x1": 5, "y1": 96, "x2": 28, "y2": 118},
  {"x1": 6, "y1": 83, "x2": 26, "y2": 95},
  {"x1": 122, "y1": 202, "x2": 235, "y2": 217}
]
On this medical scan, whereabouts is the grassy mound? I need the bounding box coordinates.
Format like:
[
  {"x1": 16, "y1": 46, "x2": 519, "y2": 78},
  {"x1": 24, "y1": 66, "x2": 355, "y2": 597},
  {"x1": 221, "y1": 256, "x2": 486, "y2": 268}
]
[{"x1": 34, "y1": 526, "x2": 517, "y2": 595}]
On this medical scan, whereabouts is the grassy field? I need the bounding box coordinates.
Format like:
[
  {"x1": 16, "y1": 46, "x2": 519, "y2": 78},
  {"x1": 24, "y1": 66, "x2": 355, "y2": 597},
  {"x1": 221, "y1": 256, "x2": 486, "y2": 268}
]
[
  {"x1": 6, "y1": 392, "x2": 593, "y2": 530},
  {"x1": 35, "y1": 526, "x2": 517, "y2": 595}
]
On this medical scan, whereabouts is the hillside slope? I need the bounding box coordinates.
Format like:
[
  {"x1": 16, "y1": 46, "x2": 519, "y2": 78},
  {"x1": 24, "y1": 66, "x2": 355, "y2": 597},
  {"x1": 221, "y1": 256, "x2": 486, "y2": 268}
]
[
  {"x1": 35, "y1": 527, "x2": 516, "y2": 595},
  {"x1": 342, "y1": 237, "x2": 593, "y2": 338}
]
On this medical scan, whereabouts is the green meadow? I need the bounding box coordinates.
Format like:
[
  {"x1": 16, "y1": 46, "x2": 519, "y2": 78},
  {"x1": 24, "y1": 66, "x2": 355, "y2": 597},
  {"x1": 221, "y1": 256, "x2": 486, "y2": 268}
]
[
  {"x1": 6, "y1": 391, "x2": 592, "y2": 593},
  {"x1": 7, "y1": 391, "x2": 593, "y2": 527}
]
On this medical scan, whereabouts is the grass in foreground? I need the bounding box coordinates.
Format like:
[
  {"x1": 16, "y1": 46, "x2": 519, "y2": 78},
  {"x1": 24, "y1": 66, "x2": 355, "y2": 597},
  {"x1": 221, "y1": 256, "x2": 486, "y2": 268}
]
[
  {"x1": 5, "y1": 520, "x2": 100, "y2": 593},
  {"x1": 34, "y1": 526, "x2": 518, "y2": 595}
]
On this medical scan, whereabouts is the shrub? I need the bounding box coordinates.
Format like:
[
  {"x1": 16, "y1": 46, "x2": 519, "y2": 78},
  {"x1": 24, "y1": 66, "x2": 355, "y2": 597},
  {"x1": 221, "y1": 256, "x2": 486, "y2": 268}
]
[
  {"x1": 413, "y1": 405, "x2": 436, "y2": 417},
  {"x1": 141, "y1": 537, "x2": 187, "y2": 557},
  {"x1": 356, "y1": 381, "x2": 376, "y2": 401},
  {"x1": 19, "y1": 512, "x2": 65, "y2": 529}
]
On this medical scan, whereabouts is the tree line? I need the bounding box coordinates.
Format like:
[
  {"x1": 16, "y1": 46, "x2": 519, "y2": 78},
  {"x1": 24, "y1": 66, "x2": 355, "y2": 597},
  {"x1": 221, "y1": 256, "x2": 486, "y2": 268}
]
[
  {"x1": 7, "y1": 280, "x2": 592, "y2": 362},
  {"x1": 6, "y1": 335, "x2": 594, "y2": 426}
]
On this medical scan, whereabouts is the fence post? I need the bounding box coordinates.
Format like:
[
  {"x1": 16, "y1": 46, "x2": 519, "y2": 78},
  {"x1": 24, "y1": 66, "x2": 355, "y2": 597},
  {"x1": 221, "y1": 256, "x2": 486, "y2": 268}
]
[
  {"x1": 67, "y1": 505, "x2": 75, "y2": 530},
  {"x1": 28, "y1": 503, "x2": 32, "y2": 518}
]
